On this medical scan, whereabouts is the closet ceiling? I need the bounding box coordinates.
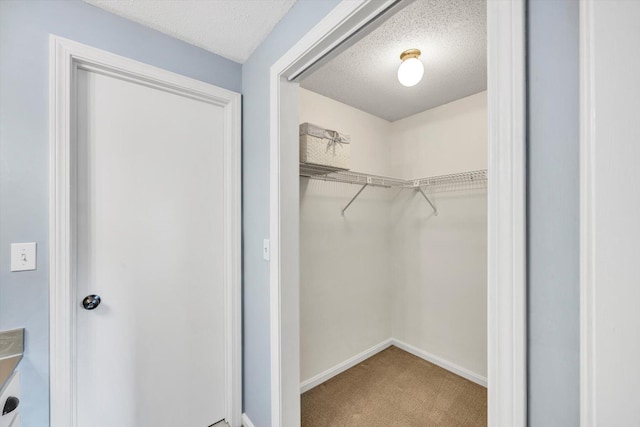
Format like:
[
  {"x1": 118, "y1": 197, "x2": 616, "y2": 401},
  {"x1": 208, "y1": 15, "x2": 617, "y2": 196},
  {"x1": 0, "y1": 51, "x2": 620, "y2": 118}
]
[
  {"x1": 81, "y1": 0, "x2": 297, "y2": 63},
  {"x1": 301, "y1": 0, "x2": 487, "y2": 122}
]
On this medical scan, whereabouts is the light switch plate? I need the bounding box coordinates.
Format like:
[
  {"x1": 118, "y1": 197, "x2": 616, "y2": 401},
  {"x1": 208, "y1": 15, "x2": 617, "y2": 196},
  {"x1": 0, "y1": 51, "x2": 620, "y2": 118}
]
[
  {"x1": 10, "y1": 243, "x2": 36, "y2": 272},
  {"x1": 263, "y1": 239, "x2": 270, "y2": 261}
]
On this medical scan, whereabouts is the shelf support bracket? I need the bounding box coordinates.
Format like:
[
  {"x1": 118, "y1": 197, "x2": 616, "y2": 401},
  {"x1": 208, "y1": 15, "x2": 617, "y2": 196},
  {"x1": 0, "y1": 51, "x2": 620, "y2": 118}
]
[
  {"x1": 416, "y1": 187, "x2": 438, "y2": 216},
  {"x1": 342, "y1": 183, "x2": 368, "y2": 215}
]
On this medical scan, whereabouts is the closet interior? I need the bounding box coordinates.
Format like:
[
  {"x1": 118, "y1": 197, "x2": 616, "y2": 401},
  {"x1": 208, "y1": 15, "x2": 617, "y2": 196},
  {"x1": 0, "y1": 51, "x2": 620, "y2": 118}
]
[{"x1": 297, "y1": 1, "x2": 488, "y2": 426}]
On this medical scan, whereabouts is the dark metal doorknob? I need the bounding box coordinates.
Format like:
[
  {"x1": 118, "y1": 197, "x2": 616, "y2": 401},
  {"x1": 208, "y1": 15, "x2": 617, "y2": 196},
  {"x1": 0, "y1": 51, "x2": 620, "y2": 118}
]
[
  {"x1": 2, "y1": 396, "x2": 19, "y2": 415},
  {"x1": 82, "y1": 294, "x2": 101, "y2": 310}
]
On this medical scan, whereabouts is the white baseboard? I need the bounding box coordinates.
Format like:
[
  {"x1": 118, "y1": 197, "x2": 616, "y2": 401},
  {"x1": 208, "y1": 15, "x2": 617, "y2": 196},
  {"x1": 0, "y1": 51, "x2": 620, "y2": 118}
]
[
  {"x1": 300, "y1": 338, "x2": 393, "y2": 393},
  {"x1": 241, "y1": 413, "x2": 255, "y2": 427},
  {"x1": 299, "y1": 338, "x2": 487, "y2": 393},
  {"x1": 391, "y1": 338, "x2": 487, "y2": 387}
]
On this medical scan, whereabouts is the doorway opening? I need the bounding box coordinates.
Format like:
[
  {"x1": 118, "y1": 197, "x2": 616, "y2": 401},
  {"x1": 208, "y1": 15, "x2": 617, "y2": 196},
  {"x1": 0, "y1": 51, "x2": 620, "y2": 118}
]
[
  {"x1": 269, "y1": 0, "x2": 526, "y2": 425},
  {"x1": 296, "y1": 1, "x2": 487, "y2": 424}
]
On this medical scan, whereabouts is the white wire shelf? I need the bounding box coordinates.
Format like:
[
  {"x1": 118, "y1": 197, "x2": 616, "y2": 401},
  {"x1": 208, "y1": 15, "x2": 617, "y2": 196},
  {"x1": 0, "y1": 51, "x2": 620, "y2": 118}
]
[
  {"x1": 299, "y1": 163, "x2": 406, "y2": 188},
  {"x1": 300, "y1": 162, "x2": 487, "y2": 215},
  {"x1": 401, "y1": 169, "x2": 488, "y2": 193}
]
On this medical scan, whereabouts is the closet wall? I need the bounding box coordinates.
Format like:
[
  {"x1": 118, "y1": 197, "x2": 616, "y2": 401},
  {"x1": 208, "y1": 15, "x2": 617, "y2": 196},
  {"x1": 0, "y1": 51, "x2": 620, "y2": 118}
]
[
  {"x1": 390, "y1": 92, "x2": 488, "y2": 178},
  {"x1": 299, "y1": 88, "x2": 394, "y2": 385},
  {"x1": 299, "y1": 88, "x2": 488, "y2": 386},
  {"x1": 389, "y1": 92, "x2": 488, "y2": 381}
]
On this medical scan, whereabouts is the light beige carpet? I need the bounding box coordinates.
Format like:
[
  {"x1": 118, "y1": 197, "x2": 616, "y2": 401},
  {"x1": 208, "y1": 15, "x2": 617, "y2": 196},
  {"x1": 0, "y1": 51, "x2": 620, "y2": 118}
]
[{"x1": 301, "y1": 346, "x2": 487, "y2": 427}]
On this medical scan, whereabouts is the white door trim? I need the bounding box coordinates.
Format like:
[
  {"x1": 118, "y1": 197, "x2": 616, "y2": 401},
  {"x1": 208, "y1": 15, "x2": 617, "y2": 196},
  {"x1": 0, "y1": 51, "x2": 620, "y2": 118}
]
[
  {"x1": 579, "y1": 1, "x2": 596, "y2": 425},
  {"x1": 486, "y1": 0, "x2": 527, "y2": 425},
  {"x1": 268, "y1": 1, "x2": 527, "y2": 426},
  {"x1": 49, "y1": 35, "x2": 242, "y2": 427}
]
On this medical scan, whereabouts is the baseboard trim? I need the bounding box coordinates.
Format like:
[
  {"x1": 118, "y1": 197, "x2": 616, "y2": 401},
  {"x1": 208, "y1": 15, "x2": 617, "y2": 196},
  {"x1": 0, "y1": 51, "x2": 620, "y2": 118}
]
[
  {"x1": 241, "y1": 413, "x2": 255, "y2": 427},
  {"x1": 299, "y1": 338, "x2": 487, "y2": 392},
  {"x1": 391, "y1": 339, "x2": 487, "y2": 387},
  {"x1": 300, "y1": 338, "x2": 393, "y2": 393}
]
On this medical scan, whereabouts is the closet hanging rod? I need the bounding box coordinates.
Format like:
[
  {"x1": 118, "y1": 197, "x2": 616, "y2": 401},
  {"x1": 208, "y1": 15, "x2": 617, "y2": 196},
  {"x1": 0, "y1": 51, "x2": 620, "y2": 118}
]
[{"x1": 400, "y1": 169, "x2": 488, "y2": 189}]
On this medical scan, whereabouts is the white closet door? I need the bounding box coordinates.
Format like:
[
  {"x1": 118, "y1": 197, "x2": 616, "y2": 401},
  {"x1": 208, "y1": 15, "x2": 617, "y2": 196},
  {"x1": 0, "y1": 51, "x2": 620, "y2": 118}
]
[{"x1": 75, "y1": 68, "x2": 226, "y2": 427}]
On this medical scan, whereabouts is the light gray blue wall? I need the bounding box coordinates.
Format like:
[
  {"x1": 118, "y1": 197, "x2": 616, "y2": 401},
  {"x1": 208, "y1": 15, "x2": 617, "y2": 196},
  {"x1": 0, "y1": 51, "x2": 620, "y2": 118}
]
[
  {"x1": 0, "y1": 1, "x2": 240, "y2": 425},
  {"x1": 527, "y1": 0, "x2": 580, "y2": 425},
  {"x1": 1, "y1": 0, "x2": 583, "y2": 425},
  {"x1": 241, "y1": 1, "x2": 339, "y2": 425}
]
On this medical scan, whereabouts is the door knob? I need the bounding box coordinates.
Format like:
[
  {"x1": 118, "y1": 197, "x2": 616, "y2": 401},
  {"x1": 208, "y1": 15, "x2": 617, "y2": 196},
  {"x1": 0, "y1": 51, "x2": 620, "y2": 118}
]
[
  {"x1": 82, "y1": 294, "x2": 101, "y2": 310},
  {"x1": 2, "y1": 396, "x2": 19, "y2": 415}
]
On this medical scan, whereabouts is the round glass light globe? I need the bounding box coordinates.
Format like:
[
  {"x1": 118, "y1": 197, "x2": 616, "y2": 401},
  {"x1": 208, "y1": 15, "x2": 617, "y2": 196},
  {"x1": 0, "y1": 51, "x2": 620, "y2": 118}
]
[{"x1": 397, "y1": 57, "x2": 424, "y2": 87}]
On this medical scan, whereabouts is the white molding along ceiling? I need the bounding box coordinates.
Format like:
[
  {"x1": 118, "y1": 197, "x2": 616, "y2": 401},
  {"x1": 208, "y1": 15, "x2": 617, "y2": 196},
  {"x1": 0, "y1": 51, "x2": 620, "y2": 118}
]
[
  {"x1": 81, "y1": 0, "x2": 297, "y2": 63},
  {"x1": 300, "y1": 0, "x2": 487, "y2": 121}
]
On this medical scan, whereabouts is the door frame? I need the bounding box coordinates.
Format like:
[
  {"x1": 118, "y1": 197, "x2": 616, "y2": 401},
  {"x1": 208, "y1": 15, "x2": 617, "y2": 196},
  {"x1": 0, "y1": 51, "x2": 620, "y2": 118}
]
[
  {"x1": 269, "y1": 0, "x2": 527, "y2": 426},
  {"x1": 48, "y1": 35, "x2": 242, "y2": 427},
  {"x1": 579, "y1": 1, "x2": 595, "y2": 424}
]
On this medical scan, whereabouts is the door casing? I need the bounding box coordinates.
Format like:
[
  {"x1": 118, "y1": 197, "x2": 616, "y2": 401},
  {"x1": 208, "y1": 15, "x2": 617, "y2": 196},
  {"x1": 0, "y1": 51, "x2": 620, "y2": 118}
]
[
  {"x1": 580, "y1": 1, "x2": 640, "y2": 425},
  {"x1": 268, "y1": 1, "x2": 527, "y2": 426},
  {"x1": 49, "y1": 35, "x2": 242, "y2": 427}
]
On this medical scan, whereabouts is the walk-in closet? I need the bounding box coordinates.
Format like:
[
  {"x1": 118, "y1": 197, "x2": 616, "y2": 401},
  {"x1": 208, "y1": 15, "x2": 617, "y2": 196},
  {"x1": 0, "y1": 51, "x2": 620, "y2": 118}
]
[{"x1": 297, "y1": 1, "x2": 488, "y2": 425}]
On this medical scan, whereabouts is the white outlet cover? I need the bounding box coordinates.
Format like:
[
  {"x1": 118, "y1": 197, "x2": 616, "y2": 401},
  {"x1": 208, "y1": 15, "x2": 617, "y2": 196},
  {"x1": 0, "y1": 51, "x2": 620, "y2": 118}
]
[{"x1": 10, "y1": 243, "x2": 36, "y2": 272}]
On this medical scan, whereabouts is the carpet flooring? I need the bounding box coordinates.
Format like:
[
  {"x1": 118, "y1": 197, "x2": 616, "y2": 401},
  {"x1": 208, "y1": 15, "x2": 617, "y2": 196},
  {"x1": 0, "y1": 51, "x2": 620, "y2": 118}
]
[{"x1": 301, "y1": 346, "x2": 487, "y2": 427}]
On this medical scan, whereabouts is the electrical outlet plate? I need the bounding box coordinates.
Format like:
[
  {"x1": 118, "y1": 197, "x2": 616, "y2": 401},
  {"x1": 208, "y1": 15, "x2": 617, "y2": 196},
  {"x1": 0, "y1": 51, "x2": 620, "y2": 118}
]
[{"x1": 10, "y1": 243, "x2": 36, "y2": 272}]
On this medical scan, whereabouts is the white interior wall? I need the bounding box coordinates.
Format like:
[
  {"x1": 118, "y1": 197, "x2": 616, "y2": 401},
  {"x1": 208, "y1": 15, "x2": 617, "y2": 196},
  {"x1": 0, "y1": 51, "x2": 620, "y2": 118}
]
[
  {"x1": 299, "y1": 88, "x2": 393, "y2": 383},
  {"x1": 390, "y1": 92, "x2": 488, "y2": 379},
  {"x1": 299, "y1": 88, "x2": 488, "y2": 385},
  {"x1": 390, "y1": 92, "x2": 488, "y2": 178}
]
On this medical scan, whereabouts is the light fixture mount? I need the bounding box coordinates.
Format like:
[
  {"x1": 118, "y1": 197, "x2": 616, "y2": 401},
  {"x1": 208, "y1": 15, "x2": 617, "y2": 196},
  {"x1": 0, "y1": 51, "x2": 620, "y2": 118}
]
[
  {"x1": 400, "y1": 49, "x2": 421, "y2": 62},
  {"x1": 397, "y1": 48, "x2": 424, "y2": 87}
]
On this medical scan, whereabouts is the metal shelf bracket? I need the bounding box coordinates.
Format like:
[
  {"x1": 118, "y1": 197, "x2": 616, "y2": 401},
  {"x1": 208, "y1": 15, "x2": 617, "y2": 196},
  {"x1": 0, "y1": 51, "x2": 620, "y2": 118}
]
[
  {"x1": 342, "y1": 181, "x2": 369, "y2": 215},
  {"x1": 416, "y1": 187, "x2": 438, "y2": 216}
]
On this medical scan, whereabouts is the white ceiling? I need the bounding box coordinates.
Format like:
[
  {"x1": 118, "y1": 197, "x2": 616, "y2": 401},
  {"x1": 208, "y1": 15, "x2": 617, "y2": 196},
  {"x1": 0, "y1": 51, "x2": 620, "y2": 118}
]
[
  {"x1": 301, "y1": 0, "x2": 487, "y2": 122},
  {"x1": 82, "y1": 0, "x2": 297, "y2": 63}
]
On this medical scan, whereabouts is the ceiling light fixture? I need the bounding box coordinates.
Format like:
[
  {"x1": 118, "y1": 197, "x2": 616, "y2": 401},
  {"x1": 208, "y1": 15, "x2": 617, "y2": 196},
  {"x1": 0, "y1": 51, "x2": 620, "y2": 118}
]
[{"x1": 397, "y1": 49, "x2": 424, "y2": 87}]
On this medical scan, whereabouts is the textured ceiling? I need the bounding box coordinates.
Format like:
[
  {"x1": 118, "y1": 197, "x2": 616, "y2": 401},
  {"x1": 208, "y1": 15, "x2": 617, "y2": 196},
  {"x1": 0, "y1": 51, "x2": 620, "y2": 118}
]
[
  {"x1": 301, "y1": 0, "x2": 487, "y2": 122},
  {"x1": 81, "y1": 0, "x2": 297, "y2": 63}
]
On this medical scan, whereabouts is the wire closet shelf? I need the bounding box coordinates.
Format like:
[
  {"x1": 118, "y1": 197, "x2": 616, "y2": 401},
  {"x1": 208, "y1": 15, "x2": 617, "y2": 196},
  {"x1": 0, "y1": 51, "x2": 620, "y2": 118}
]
[{"x1": 300, "y1": 163, "x2": 487, "y2": 215}]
